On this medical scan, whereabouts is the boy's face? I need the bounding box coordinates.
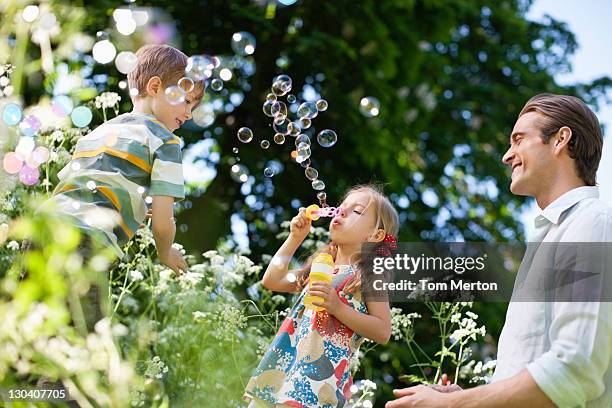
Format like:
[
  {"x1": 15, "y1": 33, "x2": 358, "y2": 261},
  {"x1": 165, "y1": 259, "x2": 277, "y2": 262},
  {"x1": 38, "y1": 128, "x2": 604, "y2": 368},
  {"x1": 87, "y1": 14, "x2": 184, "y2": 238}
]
[{"x1": 150, "y1": 86, "x2": 199, "y2": 132}]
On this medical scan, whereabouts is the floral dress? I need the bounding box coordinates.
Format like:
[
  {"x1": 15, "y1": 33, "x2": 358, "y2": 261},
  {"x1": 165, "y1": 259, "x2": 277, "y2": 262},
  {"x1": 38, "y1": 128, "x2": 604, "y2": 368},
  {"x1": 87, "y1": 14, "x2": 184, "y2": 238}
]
[{"x1": 244, "y1": 265, "x2": 368, "y2": 408}]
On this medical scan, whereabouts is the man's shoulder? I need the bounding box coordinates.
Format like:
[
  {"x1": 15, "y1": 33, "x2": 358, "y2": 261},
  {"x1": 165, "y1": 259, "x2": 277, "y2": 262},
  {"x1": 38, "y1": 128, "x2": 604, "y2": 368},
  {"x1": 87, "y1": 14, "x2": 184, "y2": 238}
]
[{"x1": 562, "y1": 197, "x2": 612, "y2": 241}]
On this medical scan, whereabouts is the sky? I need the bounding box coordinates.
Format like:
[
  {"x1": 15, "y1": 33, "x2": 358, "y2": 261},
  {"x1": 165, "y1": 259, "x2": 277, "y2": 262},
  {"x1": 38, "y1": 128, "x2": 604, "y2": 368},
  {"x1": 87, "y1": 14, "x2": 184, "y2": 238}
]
[{"x1": 521, "y1": 0, "x2": 612, "y2": 238}]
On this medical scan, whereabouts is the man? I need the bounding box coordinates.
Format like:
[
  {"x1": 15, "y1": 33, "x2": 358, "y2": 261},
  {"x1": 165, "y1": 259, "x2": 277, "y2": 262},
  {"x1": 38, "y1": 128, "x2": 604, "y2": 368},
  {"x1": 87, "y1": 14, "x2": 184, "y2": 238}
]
[{"x1": 387, "y1": 94, "x2": 612, "y2": 407}]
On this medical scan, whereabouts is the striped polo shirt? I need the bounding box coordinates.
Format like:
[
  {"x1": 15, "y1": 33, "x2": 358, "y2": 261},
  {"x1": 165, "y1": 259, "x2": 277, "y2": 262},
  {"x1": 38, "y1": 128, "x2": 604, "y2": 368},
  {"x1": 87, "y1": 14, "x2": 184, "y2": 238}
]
[{"x1": 42, "y1": 112, "x2": 185, "y2": 258}]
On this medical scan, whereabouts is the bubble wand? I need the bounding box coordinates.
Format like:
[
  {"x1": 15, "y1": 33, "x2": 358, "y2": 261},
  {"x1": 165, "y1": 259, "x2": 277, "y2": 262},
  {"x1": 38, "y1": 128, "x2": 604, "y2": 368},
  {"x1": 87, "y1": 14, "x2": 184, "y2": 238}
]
[{"x1": 305, "y1": 204, "x2": 343, "y2": 221}]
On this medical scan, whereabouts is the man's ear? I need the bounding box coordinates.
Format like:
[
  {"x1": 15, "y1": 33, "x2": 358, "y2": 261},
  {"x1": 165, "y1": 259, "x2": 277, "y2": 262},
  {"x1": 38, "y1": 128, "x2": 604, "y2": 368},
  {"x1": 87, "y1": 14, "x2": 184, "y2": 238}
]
[
  {"x1": 553, "y1": 126, "x2": 573, "y2": 156},
  {"x1": 369, "y1": 228, "x2": 386, "y2": 243},
  {"x1": 145, "y1": 76, "x2": 163, "y2": 97}
]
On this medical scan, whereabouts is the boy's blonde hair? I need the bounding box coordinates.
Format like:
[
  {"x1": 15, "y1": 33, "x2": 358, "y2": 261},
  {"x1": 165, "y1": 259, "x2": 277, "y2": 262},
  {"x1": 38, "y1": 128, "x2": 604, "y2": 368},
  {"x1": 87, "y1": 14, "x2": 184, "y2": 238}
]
[
  {"x1": 295, "y1": 184, "x2": 400, "y2": 293},
  {"x1": 127, "y1": 44, "x2": 204, "y2": 101}
]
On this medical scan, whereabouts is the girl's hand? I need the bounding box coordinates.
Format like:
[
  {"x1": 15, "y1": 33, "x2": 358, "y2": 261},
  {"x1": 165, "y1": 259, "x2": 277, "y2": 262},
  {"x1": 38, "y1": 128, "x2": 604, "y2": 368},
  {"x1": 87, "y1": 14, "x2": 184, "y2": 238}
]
[
  {"x1": 289, "y1": 207, "x2": 312, "y2": 242},
  {"x1": 310, "y1": 281, "x2": 345, "y2": 315},
  {"x1": 343, "y1": 272, "x2": 361, "y2": 294}
]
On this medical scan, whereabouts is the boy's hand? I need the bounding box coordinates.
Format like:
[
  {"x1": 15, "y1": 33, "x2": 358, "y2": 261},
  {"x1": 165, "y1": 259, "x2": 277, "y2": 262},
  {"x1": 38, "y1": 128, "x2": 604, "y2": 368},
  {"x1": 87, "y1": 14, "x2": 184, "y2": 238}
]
[
  {"x1": 139, "y1": 209, "x2": 153, "y2": 228},
  {"x1": 289, "y1": 207, "x2": 312, "y2": 242},
  {"x1": 159, "y1": 247, "x2": 188, "y2": 274}
]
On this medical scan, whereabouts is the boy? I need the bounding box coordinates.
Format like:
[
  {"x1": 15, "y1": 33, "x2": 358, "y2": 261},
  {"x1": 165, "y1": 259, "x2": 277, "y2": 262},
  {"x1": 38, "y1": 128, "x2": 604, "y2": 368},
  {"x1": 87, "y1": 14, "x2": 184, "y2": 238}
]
[{"x1": 41, "y1": 44, "x2": 203, "y2": 274}]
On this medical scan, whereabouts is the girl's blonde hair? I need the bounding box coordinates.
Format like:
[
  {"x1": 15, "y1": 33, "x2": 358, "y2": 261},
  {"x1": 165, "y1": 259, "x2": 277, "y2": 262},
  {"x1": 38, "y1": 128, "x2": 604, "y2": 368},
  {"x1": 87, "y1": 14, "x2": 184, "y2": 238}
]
[{"x1": 295, "y1": 184, "x2": 400, "y2": 293}]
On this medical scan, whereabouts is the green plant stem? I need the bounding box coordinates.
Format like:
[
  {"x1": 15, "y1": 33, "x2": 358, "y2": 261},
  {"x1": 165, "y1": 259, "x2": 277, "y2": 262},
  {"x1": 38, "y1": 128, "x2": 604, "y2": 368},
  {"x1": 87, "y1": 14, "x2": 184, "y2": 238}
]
[{"x1": 454, "y1": 343, "x2": 464, "y2": 385}]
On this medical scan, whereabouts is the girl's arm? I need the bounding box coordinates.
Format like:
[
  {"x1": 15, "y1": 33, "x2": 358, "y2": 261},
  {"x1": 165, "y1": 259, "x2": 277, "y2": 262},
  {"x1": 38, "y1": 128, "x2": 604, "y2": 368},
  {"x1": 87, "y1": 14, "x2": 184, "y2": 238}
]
[
  {"x1": 310, "y1": 281, "x2": 392, "y2": 344},
  {"x1": 261, "y1": 208, "x2": 311, "y2": 293}
]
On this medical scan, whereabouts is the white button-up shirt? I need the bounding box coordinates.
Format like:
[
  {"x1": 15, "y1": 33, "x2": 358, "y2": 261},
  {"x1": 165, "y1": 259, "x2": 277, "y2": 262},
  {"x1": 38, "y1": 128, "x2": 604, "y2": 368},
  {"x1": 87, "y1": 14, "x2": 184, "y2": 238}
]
[{"x1": 492, "y1": 186, "x2": 612, "y2": 407}]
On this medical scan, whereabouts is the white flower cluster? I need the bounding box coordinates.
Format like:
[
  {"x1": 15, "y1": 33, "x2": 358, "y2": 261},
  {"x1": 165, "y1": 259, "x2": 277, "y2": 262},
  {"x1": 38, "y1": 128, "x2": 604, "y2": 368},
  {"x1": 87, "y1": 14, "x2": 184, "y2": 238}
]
[
  {"x1": 94, "y1": 92, "x2": 121, "y2": 109},
  {"x1": 0, "y1": 306, "x2": 136, "y2": 407},
  {"x1": 349, "y1": 378, "x2": 378, "y2": 408},
  {"x1": 129, "y1": 270, "x2": 144, "y2": 281},
  {"x1": 459, "y1": 359, "x2": 497, "y2": 384},
  {"x1": 6, "y1": 240, "x2": 20, "y2": 251},
  {"x1": 390, "y1": 307, "x2": 421, "y2": 341},
  {"x1": 450, "y1": 311, "x2": 486, "y2": 343},
  {"x1": 144, "y1": 356, "x2": 169, "y2": 380}
]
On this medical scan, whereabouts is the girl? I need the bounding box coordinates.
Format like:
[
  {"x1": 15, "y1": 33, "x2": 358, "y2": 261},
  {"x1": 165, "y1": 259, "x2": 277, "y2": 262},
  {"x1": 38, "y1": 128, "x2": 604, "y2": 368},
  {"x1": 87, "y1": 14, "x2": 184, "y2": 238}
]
[{"x1": 243, "y1": 184, "x2": 400, "y2": 408}]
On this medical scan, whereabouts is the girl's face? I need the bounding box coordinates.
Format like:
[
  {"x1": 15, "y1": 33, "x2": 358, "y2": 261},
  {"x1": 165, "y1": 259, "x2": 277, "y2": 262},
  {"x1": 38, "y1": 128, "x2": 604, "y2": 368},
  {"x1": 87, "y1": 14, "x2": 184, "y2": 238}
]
[{"x1": 329, "y1": 190, "x2": 384, "y2": 246}]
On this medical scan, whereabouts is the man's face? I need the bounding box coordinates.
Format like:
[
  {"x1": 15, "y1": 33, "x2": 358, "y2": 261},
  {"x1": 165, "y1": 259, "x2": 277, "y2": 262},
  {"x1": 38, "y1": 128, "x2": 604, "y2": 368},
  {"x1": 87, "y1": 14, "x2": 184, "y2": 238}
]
[{"x1": 502, "y1": 112, "x2": 558, "y2": 197}]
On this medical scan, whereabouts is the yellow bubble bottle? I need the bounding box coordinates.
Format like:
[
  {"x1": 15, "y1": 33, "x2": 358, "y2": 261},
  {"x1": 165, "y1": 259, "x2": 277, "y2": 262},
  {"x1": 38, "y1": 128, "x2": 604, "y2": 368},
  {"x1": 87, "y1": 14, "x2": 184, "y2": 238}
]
[{"x1": 304, "y1": 252, "x2": 335, "y2": 311}]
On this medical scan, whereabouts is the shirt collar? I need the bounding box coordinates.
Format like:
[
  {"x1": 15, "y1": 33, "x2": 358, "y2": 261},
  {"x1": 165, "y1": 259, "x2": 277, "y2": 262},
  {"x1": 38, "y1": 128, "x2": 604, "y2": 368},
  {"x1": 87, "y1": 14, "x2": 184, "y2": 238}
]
[{"x1": 536, "y1": 186, "x2": 599, "y2": 226}]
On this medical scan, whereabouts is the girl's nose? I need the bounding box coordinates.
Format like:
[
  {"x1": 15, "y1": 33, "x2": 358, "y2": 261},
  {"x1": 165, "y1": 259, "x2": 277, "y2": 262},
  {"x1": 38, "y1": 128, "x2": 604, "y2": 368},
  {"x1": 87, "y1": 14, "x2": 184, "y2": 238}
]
[{"x1": 337, "y1": 207, "x2": 346, "y2": 217}]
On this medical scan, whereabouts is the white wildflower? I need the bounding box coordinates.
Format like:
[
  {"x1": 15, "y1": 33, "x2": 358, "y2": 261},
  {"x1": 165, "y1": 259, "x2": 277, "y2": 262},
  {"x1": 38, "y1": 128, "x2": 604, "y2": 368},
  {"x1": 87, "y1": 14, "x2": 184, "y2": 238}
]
[
  {"x1": 129, "y1": 270, "x2": 144, "y2": 281},
  {"x1": 202, "y1": 250, "x2": 218, "y2": 259},
  {"x1": 178, "y1": 271, "x2": 204, "y2": 288},
  {"x1": 6, "y1": 240, "x2": 20, "y2": 251},
  {"x1": 94, "y1": 92, "x2": 121, "y2": 109}
]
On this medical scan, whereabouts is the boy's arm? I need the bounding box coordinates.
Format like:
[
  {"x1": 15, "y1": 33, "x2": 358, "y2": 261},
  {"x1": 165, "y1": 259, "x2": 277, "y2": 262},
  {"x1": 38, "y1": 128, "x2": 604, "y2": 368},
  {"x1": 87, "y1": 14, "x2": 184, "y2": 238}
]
[{"x1": 151, "y1": 195, "x2": 187, "y2": 274}]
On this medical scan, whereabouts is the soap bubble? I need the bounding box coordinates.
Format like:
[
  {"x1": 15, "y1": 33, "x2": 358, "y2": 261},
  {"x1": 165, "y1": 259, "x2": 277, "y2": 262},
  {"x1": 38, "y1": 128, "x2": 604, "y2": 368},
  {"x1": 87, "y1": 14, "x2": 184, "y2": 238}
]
[
  {"x1": 231, "y1": 31, "x2": 256, "y2": 56},
  {"x1": 264, "y1": 167, "x2": 275, "y2": 177},
  {"x1": 273, "y1": 133, "x2": 285, "y2": 145},
  {"x1": 115, "y1": 51, "x2": 138, "y2": 74},
  {"x1": 51, "y1": 95, "x2": 73, "y2": 117},
  {"x1": 237, "y1": 127, "x2": 253, "y2": 143},
  {"x1": 273, "y1": 114, "x2": 287, "y2": 125},
  {"x1": 299, "y1": 158, "x2": 311, "y2": 168},
  {"x1": 296, "y1": 145, "x2": 311, "y2": 163},
  {"x1": 295, "y1": 134, "x2": 311, "y2": 147},
  {"x1": 317, "y1": 129, "x2": 337, "y2": 147},
  {"x1": 316, "y1": 99, "x2": 328, "y2": 111},
  {"x1": 86, "y1": 180, "x2": 97, "y2": 191},
  {"x1": 3, "y1": 152, "x2": 23, "y2": 174},
  {"x1": 22, "y1": 5, "x2": 40, "y2": 23},
  {"x1": 262, "y1": 100, "x2": 275, "y2": 117},
  {"x1": 360, "y1": 96, "x2": 380, "y2": 117},
  {"x1": 232, "y1": 147, "x2": 239, "y2": 154},
  {"x1": 266, "y1": 93, "x2": 277, "y2": 101},
  {"x1": 105, "y1": 131, "x2": 119, "y2": 147},
  {"x1": 299, "y1": 117, "x2": 311, "y2": 129},
  {"x1": 305, "y1": 167, "x2": 318, "y2": 180},
  {"x1": 192, "y1": 103, "x2": 215, "y2": 127},
  {"x1": 297, "y1": 101, "x2": 318, "y2": 119},
  {"x1": 287, "y1": 94, "x2": 296, "y2": 103},
  {"x1": 71, "y1": 106, "x2": 93, "y2": 127},
  {"x1": 19, "y1": 115, "x2": 41, "y2": 137},
  {"x1": 31, "y1": 146, "x2": 50, "y2": 165},
  {"x1": 186, "y1": 55, "x2": 214, "y2": 81},
  {"x1": 178, "y1": 77, "x2": 195, "y2": 93},
  {"x1": 15, "y1": 137, "x2": 36, "y2": 157},
  {"x1": 312, "y1": 179, "x2": 325, "y2": 191},
  {"x1": 317, "y1": 191, "x2": 327, "y2": 202},
  {"x1": 19, "y1": 165, "x2": 39, "y2": 186},
  {"x1": 271, "y1": 101, "x2": 287, "y2": 117},
  {"x1": 273, "y1": 119, "x2": 290, "y2": 135},
  {"x1": 92, "y1": 40, "x2": 116, "y2": 64},
  {"x1": 219, "y1": 68, "x2": 232, "y2": 81},
  {"x1": 2, "y1": 103, "x2": 22, "y2": 125},
  {"x1": 260, "y1": 140, "x2": 270, "y2": 149},
  {"x1": 271, "y1": 74, "x2": 292, "y2": 96},
  {"x1": 288, "y1": 121, "x2": 302, "y2": 137},
  {"x1": 230, "y1": 163, "x2": 249, "y2": 183},
  {"x1": 165, "y1": 85, "x2": 186, "y2": 105},
  {"x1": 210, "y1": 79, "x2": 223, "y2": 91}
]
